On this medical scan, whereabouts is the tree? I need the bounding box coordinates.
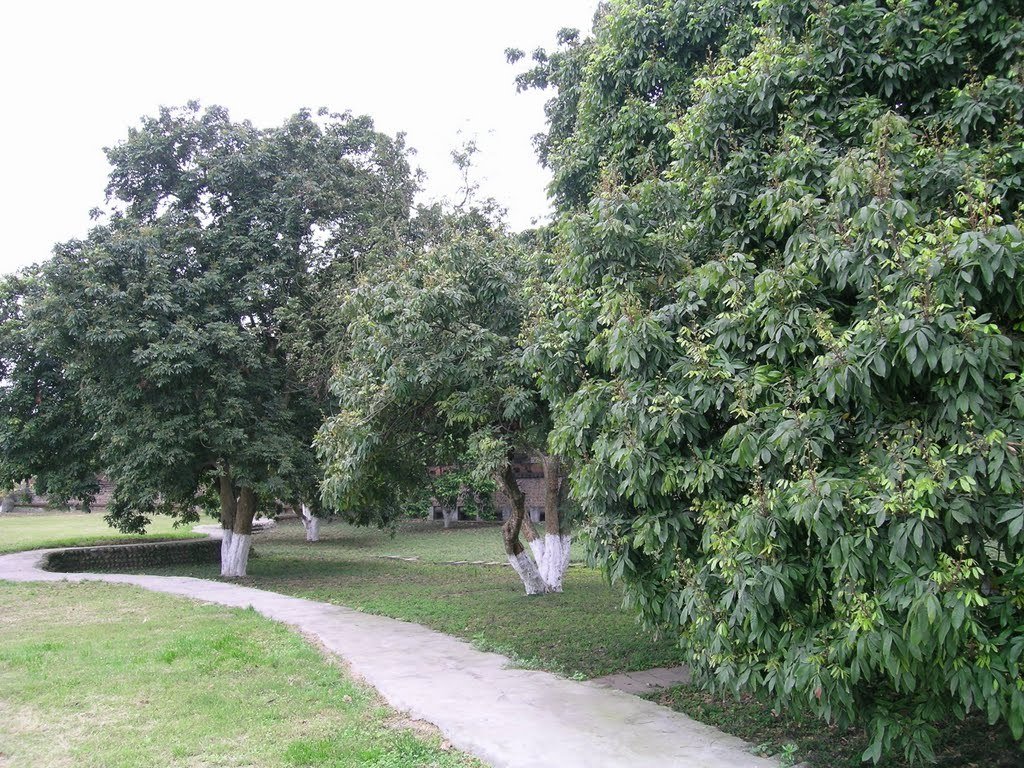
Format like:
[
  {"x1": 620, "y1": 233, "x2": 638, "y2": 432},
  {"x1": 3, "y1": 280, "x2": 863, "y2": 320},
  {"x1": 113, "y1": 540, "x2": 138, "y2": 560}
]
[
  {"x1": 510, "y1": 1, "x2": 758, "y2": 212},
  {"x1": 528, "y1": 0, "x2": 1024, "y2": 761},
  {"x1": 316, "y1": 214, "x2": 574, "y2": 594},
  {"x1": 42, "y1": 103, "x2": 415, "y2": 577},
  {"x1": 0, "y1": 268, "x2": 100, "y2": 509}
]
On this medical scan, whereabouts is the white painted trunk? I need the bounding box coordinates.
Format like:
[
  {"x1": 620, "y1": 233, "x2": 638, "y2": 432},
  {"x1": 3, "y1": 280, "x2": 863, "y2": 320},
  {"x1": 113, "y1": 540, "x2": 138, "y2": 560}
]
[
  {"x1": 222, "y1": 533, "x2": 252, "y2": 578},
  {"x1": 220, "y1": 530, "x2": 235, "y2": 577},
  {"x1": 539, "y1": 534, "x2": 572, "y2": 593},
  {"x1": 528, "y1": 537, "x2": 545, "y2": 566},
  {"x1": 300, "y1": 504, "x2": 320, "y2": 542},
  {"x1": 508, "y1": 551, "x2": 549, "y2": 595}
]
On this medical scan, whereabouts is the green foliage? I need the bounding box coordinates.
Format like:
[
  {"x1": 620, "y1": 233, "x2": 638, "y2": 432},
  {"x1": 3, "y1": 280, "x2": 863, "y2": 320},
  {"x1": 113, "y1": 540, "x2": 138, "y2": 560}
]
[
  {"x1": 317, "y1": 211, "x2": 545, "y2": 523},
  {"x1": 430, "y1": 468, "x2": 498, "y2": 520},
  {"x1": 513, "y1": 0, "x2": 758, "y2": 211},
  {"x1": 531, "y1": 0, "x2": 1024, "y2": 761},
  {"x1": 0, "y1": 269, "x2": 100, "y2": 506},
  {"x1": 39, "y1": 103, "x2": 414, "y2": 530}
]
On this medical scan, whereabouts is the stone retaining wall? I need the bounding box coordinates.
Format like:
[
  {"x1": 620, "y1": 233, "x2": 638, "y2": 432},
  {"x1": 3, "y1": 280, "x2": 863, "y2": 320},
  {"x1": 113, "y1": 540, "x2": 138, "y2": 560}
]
[{"x1": 43, "y1": 538, "x2": 222, "y2": 572}]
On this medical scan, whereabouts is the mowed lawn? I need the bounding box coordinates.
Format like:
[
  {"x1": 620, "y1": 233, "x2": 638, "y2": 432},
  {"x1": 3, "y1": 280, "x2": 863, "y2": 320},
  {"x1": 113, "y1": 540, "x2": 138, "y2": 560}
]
[
  {"x1": 0, "y1": 581, "x2": 481, "y2": 768},
  {"x1": 142, "y1": 519, "x2": 688, "y2": 679},
  {"x1": 0, "y1": 510, "x2": 208, "y2": 554}
]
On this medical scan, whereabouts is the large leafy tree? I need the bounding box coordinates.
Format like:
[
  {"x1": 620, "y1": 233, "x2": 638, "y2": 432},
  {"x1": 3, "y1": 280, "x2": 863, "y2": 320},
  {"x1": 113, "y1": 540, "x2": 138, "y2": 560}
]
[
  {"x1": 511, "y1": 0, "x2": 758, "y2": 212},
  {"x1": 42, "y1": 103, "x2": 415, "y2": 576},
  {"x1": 529, "y1": 0, "x2": 1024, "y2": 761},
  {"x1": 0, "y1": 269, "x2": 100, "y2": 508},
  {"x1": 317, "y1": 214, "x2": 574, "y2": 594}
]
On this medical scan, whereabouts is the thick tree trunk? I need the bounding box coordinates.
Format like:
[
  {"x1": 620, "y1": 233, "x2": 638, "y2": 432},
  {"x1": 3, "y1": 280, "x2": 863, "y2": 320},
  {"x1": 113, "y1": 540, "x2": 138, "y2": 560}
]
[
  {"x1": 218, "y1": 468, "x2": 237, "y2": 577},
  {"x1": 441, "y1": 506, "x2": 457, "y2": 529},
  {"x1": 222, "y1": 485, "x2": 256, "y2": 578},
  {"x1": 299, "y1": 503, "x2": 321, "y2": 542},
  {"x1": 539, "y1": 455, "x2": 571, "y2": 592},
  {"x1": 498, "y1": 455, "x2": 572, "y2": 594},
  {"x1": 499, "y1": 464, "x2": 548, "y2": 595}
]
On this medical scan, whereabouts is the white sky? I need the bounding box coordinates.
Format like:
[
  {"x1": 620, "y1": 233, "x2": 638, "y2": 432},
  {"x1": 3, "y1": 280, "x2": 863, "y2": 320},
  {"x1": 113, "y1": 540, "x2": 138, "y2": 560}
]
[{"x1": 0, "y1": 0, "x2": 599, "y2": 277}]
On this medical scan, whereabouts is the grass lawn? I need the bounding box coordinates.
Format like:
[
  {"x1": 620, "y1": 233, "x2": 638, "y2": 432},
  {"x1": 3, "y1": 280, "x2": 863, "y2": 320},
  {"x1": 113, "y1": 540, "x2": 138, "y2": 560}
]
[
  {"x1": 0, "y1": 580, "x2": 481, "y2": 768},
  {"x1": 652, "y1": 685, "x2": 1023, "y2": 768},
  {"x1": 0, "y1": 510, "x2": 208, "y2": 554},
  {"x1": 140, "y1": 518, "x2": 688, "y2": 679}
]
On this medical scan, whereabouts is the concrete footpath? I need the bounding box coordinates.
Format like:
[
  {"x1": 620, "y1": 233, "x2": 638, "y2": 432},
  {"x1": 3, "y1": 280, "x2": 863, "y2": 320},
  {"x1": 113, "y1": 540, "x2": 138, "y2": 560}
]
[{"x1": 0, "y1": 545, "x2": 780, "y2": 768}]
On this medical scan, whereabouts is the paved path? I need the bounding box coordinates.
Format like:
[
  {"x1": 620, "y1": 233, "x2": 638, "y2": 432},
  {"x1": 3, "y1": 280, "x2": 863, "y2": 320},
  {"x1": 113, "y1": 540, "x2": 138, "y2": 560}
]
[{"x1": 0, "y1": 545, "x2": 780, "y2": 768}]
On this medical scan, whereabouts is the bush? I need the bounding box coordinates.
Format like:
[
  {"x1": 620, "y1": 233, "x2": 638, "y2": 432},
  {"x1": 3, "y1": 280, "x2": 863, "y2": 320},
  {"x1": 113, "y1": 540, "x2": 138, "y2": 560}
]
[{"x1": 530, "y1": 0, "x2": 1024, "y2": 761}]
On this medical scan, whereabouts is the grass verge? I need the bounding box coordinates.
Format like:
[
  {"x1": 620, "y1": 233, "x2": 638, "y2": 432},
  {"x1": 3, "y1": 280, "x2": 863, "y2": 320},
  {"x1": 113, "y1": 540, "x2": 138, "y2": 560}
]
[
  {"x1": 139, "y1": 518, "x2": 688, "y2": 679},
  {"x1": 0, "y1": 511, "x2": 207, "y2": 554},
  {"x1": 652, "y1": 685, "x2": 1023, "y2": 768},
  {"x1": 0, "y1": 580, "x2": 482, "y2": 768}
]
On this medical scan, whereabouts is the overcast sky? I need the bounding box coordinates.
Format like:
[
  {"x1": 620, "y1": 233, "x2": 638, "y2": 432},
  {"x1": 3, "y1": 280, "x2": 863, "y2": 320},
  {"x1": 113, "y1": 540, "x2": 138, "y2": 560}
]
[{"x1": 0, "y1": 0, "x2": 599, "y2": 276}]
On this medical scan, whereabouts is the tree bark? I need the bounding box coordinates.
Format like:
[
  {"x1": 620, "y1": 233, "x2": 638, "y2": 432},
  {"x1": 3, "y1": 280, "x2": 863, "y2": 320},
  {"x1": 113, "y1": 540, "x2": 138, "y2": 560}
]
[
  {"x1": 499, "y1": 463, "x2": 547, "y2": 594},
  {"x1": 299, "y1": 503, "x2": 320, "y2": 542},
  {"x1": 223, "y1": 485, "x2": 256, "y2": 578},
  {"x1": 539, "y1": 455, "x2": 571, "y2": 592},
  {"x1": 441, "y1": 506, "x2": 456, "y2": 529},
  {"x1": 218, "y1": 466, "x2": 237, "y2": 576}
]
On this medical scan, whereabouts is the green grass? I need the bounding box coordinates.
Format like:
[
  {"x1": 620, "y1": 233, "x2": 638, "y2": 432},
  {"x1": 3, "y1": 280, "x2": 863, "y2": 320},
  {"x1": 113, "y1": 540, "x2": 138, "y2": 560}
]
[
  {"x1": 140, "y1": 518, "x2": 688, "y2": 679},
  {"x1": 288, "y1": 519, "x2": 585, "y2": 563},
  {"x1": 652, "y1": 685, "x2": 1023, "y2": 768},
  {"x1": 0, "y1": 580, "x2": 482, "y2": 768},
  {"x1": 0, "y1": 510, "x2": 208, "y2": 554}
]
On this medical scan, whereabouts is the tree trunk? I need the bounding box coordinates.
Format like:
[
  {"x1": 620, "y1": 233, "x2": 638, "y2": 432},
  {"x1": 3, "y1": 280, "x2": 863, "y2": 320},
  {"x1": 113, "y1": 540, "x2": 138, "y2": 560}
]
[
  {"x1": 441, "y1": 506, "x2": 457, "y2": 529},
  {"x1": 497, "y1": 455, "x2": 572, "y2": 595},
  {"x1": 499, "y1": 463, "x2": 548, "y2": 595},
  {"x1": 540, "y1": 455, "x2": 571, "y2": 593},
  {"x1": 299, "y1": 503, "x2": 321, "y2": 542},
  {"x1": 222, "y1": 485, "x2": 256, "y2": 578},
  {"x1": 218, "y1": 468, "x2": 238, "y2": 576}
]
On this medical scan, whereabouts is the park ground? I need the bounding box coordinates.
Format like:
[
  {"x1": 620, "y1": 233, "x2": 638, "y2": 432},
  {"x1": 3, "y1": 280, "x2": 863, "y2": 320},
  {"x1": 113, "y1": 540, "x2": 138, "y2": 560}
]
[
  {"x1": 0, "y1": 508, "x2": 203, "y2": 554},
  {"x1": 1, "y1": 512, "x2": 1021, "y2": 767}
]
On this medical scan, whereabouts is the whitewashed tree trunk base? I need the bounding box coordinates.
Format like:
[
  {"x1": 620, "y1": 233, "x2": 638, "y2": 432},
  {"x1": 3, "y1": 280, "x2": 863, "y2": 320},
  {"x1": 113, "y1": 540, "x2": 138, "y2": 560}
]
[
  {"x1": 300, "y1": 504, "x2": 321, "y2": 542},
  {"x1": 509, "y1": 551, "x2": 549, "y2": 595},
  {"x1": 220, "y1": 530, "x2": 235, "y2": 577},
  {"x1": 540, "y1": 534, "x2": 571, "y2": 593},
  {"x1": 222, "y1": 533, "x2": 252, "y2": 578},
  {"x1": 529, "y1": 538, "x2": 545, "y2": 567},
  {"x1": 510, "y1": 536, "x2": 571, "y2": 594}
]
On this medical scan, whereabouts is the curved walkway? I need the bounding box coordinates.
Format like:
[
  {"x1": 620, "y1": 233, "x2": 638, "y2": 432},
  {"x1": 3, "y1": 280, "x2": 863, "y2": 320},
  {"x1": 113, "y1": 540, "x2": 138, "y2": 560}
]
[{"x1": 0, "y1": 543, "x2": 780, "y2": 768}]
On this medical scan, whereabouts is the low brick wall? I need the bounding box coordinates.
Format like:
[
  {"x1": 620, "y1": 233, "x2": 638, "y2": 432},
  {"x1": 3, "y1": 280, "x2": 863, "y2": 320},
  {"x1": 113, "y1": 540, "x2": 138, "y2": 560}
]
[{"x1": 43, "y1": 538, "x2": 222, "y2": 573}]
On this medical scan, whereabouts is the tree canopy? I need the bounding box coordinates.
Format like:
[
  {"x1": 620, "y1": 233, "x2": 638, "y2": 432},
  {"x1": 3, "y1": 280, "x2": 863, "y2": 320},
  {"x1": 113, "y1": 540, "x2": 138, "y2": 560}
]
[
  {"x1": 38, "y1": 103, "x2": 415, "y2": 574},
  {"x1": 525, "y1": 0, "x2": 1024, "y2": 761},
  {"x1": 0, "y1": 268, "x2": 99, "y2": 507},
  {"x1": 316, "y1": 210, "x2": 574, "y2": 593}
]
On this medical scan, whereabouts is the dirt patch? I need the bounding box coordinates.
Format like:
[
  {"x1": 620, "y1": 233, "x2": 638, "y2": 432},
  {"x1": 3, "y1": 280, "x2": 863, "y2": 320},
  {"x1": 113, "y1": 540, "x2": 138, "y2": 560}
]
[{"x1": 383, "y1": 713, "x2": 445, "y2": 739}]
